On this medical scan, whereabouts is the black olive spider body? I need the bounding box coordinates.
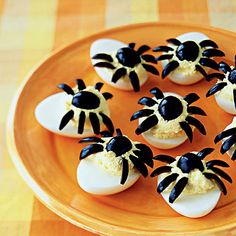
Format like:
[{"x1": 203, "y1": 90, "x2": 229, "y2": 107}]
[
  {"x1": 58, "y1": 79, "x2": 114, "y2": 135},
  {"x1": 92, "y1": 42, "x2": 159, "y2": 92},
  {"x1": 79, "y1": 129, "x2": 154, "y2": 185},
  {"x1": 131, "y1": 87, "x2": 207, "y2": 142},
  {"x1": 151, "y1": 148, "x2": 232, "y2": 203},
  {"x1": 153, "y1": 37, "x2": 224, "y2": 80},
  {"x1": 215, "y1": 118, "x2": 236, "y2": 160},
  {"x1": 206, "y1": 55, "x2": 236, "y2": 110}
]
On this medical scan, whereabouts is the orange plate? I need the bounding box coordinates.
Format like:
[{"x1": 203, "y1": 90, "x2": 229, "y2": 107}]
[{"x1": 7, "y1": 23, "x2": 236, "y2": 235}]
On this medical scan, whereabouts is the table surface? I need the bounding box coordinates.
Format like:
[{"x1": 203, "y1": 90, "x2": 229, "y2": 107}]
[{"x1": 1, "y1": 0, "x2": 236, "y2": 235}]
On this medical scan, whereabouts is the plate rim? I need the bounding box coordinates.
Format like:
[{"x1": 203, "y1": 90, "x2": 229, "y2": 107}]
[{"x1": 6, "y1": 22, "x2": 236, "y2": 235}]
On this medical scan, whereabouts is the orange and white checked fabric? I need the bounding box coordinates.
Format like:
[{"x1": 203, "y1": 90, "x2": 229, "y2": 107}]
[{"x1": 0, "y1": 1, "x2": 236, "y2": 235}]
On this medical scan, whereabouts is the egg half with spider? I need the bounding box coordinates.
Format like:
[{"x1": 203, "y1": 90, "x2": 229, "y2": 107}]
[
  {"x1": 153, "y1": 32, "x2": 225, "y2": 85},
  {"x1": 215, "y1": 117, "x2": 236, "y2": 160},
  {"x1": 35, "y1": 79, "x2": 114, "y2": 138},
  {"x1": 206, "y1": 55, "x2": 236, "y2": 114},
  {"x1": 90, "y1": 39, "x2": 159, "y2": 92},
  {"x1": 151, "y1": 148, "x2": 232, "y2": 218},
  {"x1": 131, "y1": 87, "x2": 206, "y2": 149},
  {"x1": 77, "y1": 129, "x2": 153, "y2": 195}
]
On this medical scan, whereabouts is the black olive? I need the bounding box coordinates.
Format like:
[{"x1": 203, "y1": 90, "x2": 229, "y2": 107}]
[
  {"x1": 106, "y1": 136, "x2": 132, "y2": 156},
  {"x1": 176, "y1": 41, "x2": 199, "y2": 62},
  {"x1": 116, "y1": 47, "x2": 141, "y2": 68},
  {"x1": 177, "y1": 153, "x2": 204, "y2": 173},
  {"x1": 229, "y1": 69, "x2": 236, "y2": 84},
  {"x1": 72, "y1": 91, "x2": 100, "y2": 109},
  {"x1": 158, "y1": 96, "x2": 183, "y2": 121}
]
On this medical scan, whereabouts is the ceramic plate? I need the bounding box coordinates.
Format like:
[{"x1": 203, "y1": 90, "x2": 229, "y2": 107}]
[{"x1": 7, "y1": 23, "x2": 236, "y2": 235}]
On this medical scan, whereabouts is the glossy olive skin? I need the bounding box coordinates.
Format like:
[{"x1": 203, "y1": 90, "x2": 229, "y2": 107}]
[
  {"x1": 116, "y1": 47, "x2": 141, "y2": 68},
  {"x1": 106, "y1": 136, "x2": 132, "y2": 156},
  {"x1": 158, "y1": 96, "x2": 183, "y2": 121},
  {"x1": 177, "y1": 153, "x2": 204, "y2": 173},
  {"x1": 72, "y1": 91, "x2": 100, "y2": 109},
  {"x1": 176, "y1": 41, "x2": 200, "y2": 62},
  {"x1": 229, "y1": 69, "x2": 236, "y2": 84}
]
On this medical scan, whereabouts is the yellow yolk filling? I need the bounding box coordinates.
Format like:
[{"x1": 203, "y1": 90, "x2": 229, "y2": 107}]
[
  {"x1": 109, "y1": 51, "x2": 147, "y2": 82},
  {"x1": 146, "y1": 94, "x2": 190, "y2": 139},
  {"x1": 162, "y1": 156, "x2": 216, "y2": 195},
  {"x1": 87, "y1": 137, "x2": 138, "y2": 176},
  {"x1": 166, "y1": 44, "x2": 206, "y2": 76},
  {"x1": 175, "y1": 60, "x2": 200, "y2": 76}
]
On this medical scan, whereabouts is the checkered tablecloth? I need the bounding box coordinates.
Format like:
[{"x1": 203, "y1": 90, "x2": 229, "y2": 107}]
[{"x1": 1, "y1": 0, "x2": 236, "y2": 235}]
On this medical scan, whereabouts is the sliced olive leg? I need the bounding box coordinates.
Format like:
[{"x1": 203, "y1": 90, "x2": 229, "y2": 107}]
[
  {"x1": 59, "y1": 110, "x2": 74, "y2": 130},
  {"x1": 129, "y1": 155, "x2": 148, "y2": 177},
  {"x1": 120, "y1": 158, "x2": 129, "y2": 185},
  {"x1": 80, "y1": 144, "x2": 104, "y2": 159},
  {"x1": 169, "y1": 177, "x2": 188, "y2": 203}
]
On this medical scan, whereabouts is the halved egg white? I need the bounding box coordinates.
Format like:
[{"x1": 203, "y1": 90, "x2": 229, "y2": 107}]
[
  {"x1": 90, "y1": 39, "x2": 148, "y2": 90},
  {"x1": 158, "y1": 176, "x2": 221, "y2": 218},
  {"x1": 77, "y1": 158, "x2": 140, "y2": 195},
  {"x1": 35, "y1": 93, "x2": 94, "y2": 138},
  {"x1": 162, "y1": 32, "x2": 209, "y2": 85},
  {"x1": 215, "y1": 92, "x2": 236, "y2": 115},
  {"x1": 141, "y1": 132, "x2": 187, "y2": 150}
]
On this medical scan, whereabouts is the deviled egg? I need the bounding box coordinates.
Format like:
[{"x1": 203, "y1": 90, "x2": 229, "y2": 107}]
[
  {"x1": 90, "y1": 39, "x2": 158, "y2": 92},
  {"x1": 35, "y1": 79, "x2": 114, "y2": 138},
  {"x1": 151, "y1": 148, "x2": 231, "y2": 218},
  {"x1": 206, "y1": 56, "x2": 236, "y2": 114},
  {"x1": 153, "y1": 32, "x2": 225, "y2": 85},
  {"x1": 77, "y1": 129, "x2": 153, "y2": 195},
  {"x1": 131, "y1": 87, "x2": 206, "y2": 149},
  {"x1": 215, "y1": 117, "x2": 236, "y2": 160}
]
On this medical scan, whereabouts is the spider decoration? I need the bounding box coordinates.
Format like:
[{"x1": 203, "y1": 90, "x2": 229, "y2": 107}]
[
  {"x1": 151, "y1": 148, "x2": 232, "y2": 203},
  {"x1": 215, "y1": 124, "x2": 236, "y2": 160},
  {"x1": 58, "y1": 79, "x2": 114, "y2": 135},
  {"x1": 131, "y1": 87, "x2": 206, "y2": 142},
  {"x1": 92, "y1": 43, "x2": 159, "y2": 92},
  {"x1": 79, "y1": 129, "x2": 154, "y2": 184},
  {"x1": 206, "y1": 55, "x2": 236, "y2": 109},
  {"x1": 153, "y1": 38, "x2": 225, "y2": 79}
]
